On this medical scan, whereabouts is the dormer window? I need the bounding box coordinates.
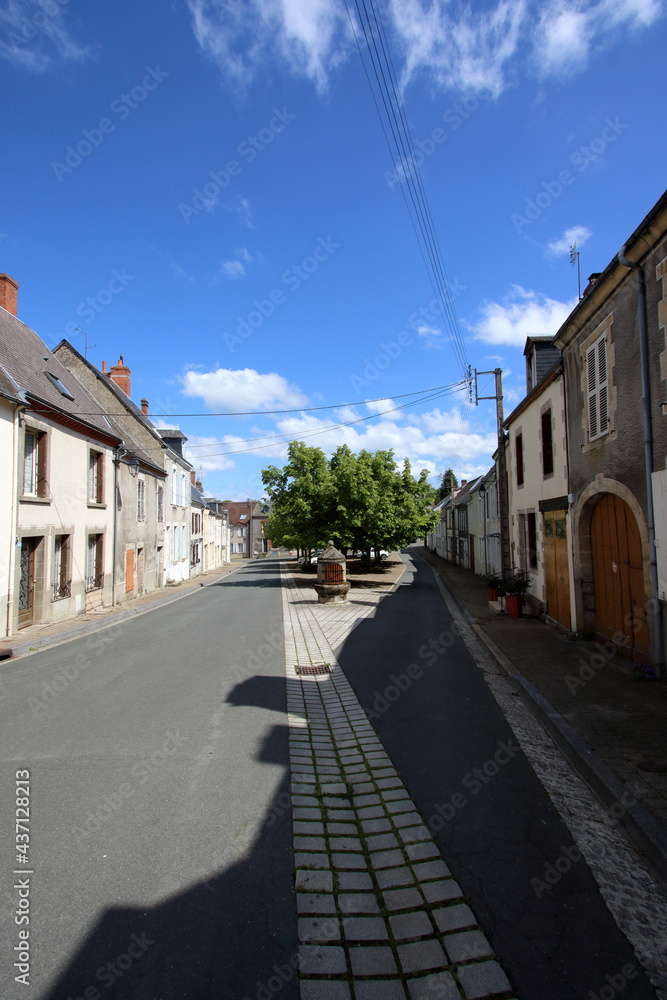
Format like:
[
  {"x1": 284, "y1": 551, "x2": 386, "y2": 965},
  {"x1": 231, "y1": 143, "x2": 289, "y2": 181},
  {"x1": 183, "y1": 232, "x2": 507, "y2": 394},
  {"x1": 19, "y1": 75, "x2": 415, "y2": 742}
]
[{"x1": 44, "y1": 371, "x2": 74, "y2": 400}]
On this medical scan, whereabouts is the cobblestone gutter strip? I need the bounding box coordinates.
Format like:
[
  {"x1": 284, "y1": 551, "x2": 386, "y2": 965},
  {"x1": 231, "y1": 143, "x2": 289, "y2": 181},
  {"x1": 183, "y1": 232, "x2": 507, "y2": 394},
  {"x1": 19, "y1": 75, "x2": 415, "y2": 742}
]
[{"x1": 282, "y1": 570, "x2": 517, "y2": 1000}]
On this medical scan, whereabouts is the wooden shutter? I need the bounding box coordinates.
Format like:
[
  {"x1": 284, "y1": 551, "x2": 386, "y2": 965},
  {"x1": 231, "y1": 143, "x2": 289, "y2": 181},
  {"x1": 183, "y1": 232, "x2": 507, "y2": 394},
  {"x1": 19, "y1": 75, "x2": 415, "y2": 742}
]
[
  {"x1": 587, "y1": 343, "x2": 599, "y2": 440},
  {"x1": 597, "y1": 336, "x2": 608, "y2": 435}
]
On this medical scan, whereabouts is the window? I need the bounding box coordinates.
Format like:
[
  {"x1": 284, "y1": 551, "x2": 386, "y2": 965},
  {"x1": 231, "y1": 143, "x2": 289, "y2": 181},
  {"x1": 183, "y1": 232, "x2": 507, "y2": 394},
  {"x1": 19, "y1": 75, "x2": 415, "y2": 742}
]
[
  {"x1": 586, "y1": 333, "x2": 609, "y2": 441},
  {"x1": 515, "y1": 433, "x2": 524, "y2": 487},
  {"x1": 182, "y1": 524, "x2": 186, "y2": 557},
  {"x1": 52, "y1": 535, "x2": 71, "y2": 600},
  {"x1": 137, "y1": 478, "x2": 145, "y2": 521},
  {"x1": 157, "y1": 486, "x2": 164, "y2": 523},
  {"x1": 44, "y1": 371, "x2": 74, "y2": 399},
  {"x1": 527, "y1": 513, "x2": 537, "y2": 569},
  {"x1": 170, "y1": 468, "x2": 177, "y2": 505},
  {"x1": 541, "y1": 411, "x2": 554, "y2": 477},
  {"x1": 88, "y1": 450, "x2": 104, "y2": 503},
  {"x1": 173, "y1": 525, "x2": 179, "y2": 561},
  {"x1": 181, "y1": 474, "x2": 187, "y2": 507},
  {"x1": 85, "y1": 534, "x2": 103, "y2": 591},
  {"x1": 23, "y1": 429, "x2": 47, "y2": 497}
]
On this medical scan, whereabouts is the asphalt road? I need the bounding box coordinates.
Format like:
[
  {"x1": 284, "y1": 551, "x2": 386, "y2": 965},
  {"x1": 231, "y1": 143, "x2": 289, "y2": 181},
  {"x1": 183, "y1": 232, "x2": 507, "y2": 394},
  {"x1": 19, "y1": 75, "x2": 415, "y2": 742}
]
[
  {"x1": 1, "y1": 557, "x2": 297, "y2": 1000},
  {"x1": 336, "y1": 549, "x2": 657, "y2": 1000}
]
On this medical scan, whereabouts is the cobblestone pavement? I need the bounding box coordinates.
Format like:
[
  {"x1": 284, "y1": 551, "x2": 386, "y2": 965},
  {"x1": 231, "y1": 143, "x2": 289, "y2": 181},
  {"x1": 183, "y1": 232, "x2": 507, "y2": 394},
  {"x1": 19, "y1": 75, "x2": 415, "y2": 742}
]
[{"x1": 282, "y1": 568, "x2": 517, "y2": 1000}]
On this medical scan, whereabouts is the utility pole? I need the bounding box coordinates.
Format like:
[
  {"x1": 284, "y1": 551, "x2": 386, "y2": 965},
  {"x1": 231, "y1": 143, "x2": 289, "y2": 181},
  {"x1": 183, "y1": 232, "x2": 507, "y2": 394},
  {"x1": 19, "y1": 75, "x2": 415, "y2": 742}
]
[{"x1": 474, "y1": 367, "x2": 511, "y2": 581}]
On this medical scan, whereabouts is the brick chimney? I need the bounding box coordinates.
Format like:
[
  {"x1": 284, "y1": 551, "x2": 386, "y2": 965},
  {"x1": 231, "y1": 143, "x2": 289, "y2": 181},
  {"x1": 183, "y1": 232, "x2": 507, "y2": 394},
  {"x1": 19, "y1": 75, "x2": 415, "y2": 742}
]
[
  {"x1": 0, "y1": 274, "x2": 19, "y2": 316},
  {"x1": 460, "y1": 479, "x2": 467, "y2": 488},
  {"x1": 190, "y1": 470, "x2": 196, "y2": 485},
  {"x1": 109, "y1": 355, "x2": 131, "y2": 396},
  {"x1": 141, "y1": 399, "x2": 149, "y2": 415},
  {"x1": 195, "y1": 478, "x2": 203, "y2": 491}
]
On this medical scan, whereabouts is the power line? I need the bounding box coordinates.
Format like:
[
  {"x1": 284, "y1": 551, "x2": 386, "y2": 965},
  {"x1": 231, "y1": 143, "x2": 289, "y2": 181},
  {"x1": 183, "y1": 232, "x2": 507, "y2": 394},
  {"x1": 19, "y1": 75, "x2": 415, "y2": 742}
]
[
  {"x1": 343, "y1": 0, "x2": 470, "y2": 378},
  {"x1": 178, "y1": 383, "x2": 467, "y2": 459},
  {"x1": 73, "y1": 379, "x2": 467, "y2": 419}
]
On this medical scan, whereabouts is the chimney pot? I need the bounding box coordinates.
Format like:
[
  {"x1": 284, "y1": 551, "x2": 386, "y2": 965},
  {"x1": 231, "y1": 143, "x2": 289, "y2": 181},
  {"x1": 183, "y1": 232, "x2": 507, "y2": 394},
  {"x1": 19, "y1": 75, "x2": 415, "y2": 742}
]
[
  {"x1": 0, "y1": 274, "x2": 19, "y2": 316},
  {"x1": 102, "y1": 361, "x2": 107, "y2": 373},
  {"x1": 141, "y1": 398, "x2": 149, "y2": 415}
]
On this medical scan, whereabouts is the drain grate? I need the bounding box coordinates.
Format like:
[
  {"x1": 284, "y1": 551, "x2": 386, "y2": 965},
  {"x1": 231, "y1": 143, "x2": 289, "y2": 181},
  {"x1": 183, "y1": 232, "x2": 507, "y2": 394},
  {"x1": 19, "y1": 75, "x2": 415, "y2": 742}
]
[{"x1": 295, "y1": 664, "x2": 333, "y2": 676}]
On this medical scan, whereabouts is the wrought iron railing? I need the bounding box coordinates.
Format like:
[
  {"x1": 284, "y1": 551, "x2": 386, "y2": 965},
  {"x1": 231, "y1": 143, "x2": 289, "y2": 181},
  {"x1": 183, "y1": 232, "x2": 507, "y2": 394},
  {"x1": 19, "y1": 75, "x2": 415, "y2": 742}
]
[
  {"x1": 85, "y1": 573, "x2": 103, "y2": 593},
  {"x1": 52, "y1": 580, "x2": 71, "y2": 601}
]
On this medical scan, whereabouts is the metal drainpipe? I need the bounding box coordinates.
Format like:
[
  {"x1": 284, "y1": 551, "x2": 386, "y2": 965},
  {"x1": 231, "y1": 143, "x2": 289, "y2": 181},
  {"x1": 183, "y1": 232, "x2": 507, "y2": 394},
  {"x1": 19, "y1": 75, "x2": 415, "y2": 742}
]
[
  {"x1": 617, "y1": 246, "x2": 664, "y2": 677},
  {"x1": 6, "y1": 404, "x2": 24, "y2": 636},
  {"x1": 112, "y1": 445, "x2": 127, "y2": 607}
]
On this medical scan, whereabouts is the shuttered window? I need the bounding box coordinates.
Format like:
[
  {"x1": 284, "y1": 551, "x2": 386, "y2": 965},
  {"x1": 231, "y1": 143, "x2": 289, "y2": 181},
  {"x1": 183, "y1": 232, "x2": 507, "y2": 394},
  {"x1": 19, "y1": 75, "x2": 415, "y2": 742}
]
[{"x1": 587, "y1": 333, "x2": 609, "y2": 441}]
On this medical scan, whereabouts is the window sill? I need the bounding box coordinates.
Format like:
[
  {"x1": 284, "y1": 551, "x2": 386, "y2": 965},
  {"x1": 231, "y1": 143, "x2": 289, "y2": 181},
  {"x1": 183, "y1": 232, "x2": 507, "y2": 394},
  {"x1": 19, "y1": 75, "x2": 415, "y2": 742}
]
[
  {"x1": 87, "y1": 501, "x2": 107, "y2": 509},
  {"x1": 20, "y1": 494, "x2": 52, "y2": 505}
]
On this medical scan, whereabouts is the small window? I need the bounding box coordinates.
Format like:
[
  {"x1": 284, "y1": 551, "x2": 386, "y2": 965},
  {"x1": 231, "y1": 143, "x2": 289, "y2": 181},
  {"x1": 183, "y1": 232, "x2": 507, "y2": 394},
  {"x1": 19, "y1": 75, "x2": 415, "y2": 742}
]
[
  {"x1": 240, "y1": 513, "x2": 247, "y2": 520},
  {"x1": 137, "y1": 479, "x2": 145, "y2": 521},
  {"x1": 86, "y1": 534, "x2": 103, "y2": 591},
  {"x1": 88, "y1": 450, "x2": 104, "y2": 503},
  {"x1": 541, "y1": 411, "x2": 554, "y2": 477},
  {"x1": 527, "y1": 513, "x2": 537, "y2": 569},
  {"x1": 44, "y1": 371, "x2": 74, "y2": 400},
  {"x1": 53, "y1": 535, "x2": 71, "y2": 600},
  {"x1": 515, "y1": 433, "x2": 524, "y2": 487},
  {"x1": 23, "y1": 429, "x2": 47, "y2": 497}
]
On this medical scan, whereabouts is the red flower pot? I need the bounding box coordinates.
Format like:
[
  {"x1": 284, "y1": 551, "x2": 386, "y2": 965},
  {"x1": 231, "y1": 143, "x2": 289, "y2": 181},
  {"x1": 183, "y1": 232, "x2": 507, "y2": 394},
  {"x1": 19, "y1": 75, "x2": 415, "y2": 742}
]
[
  {"x1": 487, "y1": 587, "x2": 498, "y2": 601},
  {"x1": 506, "y1": 595, "x2": 523, "y2": 619}
]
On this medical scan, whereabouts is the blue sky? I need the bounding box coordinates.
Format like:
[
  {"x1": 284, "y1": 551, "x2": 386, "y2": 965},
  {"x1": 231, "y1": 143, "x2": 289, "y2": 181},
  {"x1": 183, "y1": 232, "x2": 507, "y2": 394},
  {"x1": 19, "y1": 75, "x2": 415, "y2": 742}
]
[{"x1": 2, "y1": 0, "x2": 664, "y2": 498}]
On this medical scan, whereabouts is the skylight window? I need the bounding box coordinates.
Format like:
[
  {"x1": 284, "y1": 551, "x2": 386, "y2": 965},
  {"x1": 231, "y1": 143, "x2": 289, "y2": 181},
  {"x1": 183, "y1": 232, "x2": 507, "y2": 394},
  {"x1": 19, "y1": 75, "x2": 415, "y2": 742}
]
[
  {"x1": 44, "y1": 371, "x2": 74, "y2": 400},
  {"x1": 240, "y1": 514, "x2": 247, "y2": 519}
]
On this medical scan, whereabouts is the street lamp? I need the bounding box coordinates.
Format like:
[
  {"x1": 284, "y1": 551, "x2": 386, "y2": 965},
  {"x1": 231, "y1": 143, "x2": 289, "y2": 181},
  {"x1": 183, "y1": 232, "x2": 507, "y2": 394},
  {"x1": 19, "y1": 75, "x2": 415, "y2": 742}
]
[{"x1": 127, "y1": 456, "x2": 140, "y2": 478}]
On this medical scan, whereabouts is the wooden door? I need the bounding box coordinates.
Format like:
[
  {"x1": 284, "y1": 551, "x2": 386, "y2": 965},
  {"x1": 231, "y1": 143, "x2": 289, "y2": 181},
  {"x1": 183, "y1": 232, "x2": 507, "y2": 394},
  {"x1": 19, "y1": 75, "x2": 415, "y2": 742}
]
[
  {"x1": 18, "y1": 538, "x2": 37, "y2": 628},
  {"x1": 544, "y1": 511, "x2": 571, "y2": 628},
  {"x1": 125, "y1": 548, "x2": 135, "y2": 594},
  {"x1": 590, "y1": 494, "x2": 649, "y2": 660}
]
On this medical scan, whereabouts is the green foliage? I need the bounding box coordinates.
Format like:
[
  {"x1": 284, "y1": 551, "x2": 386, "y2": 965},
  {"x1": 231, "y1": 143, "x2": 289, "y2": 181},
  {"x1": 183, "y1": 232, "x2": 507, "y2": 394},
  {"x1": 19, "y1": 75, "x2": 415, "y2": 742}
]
[
  {"x1": 438, "y1": 467, "x2": 458, "y2": 500},
  {"x1": 261, "y1": 442, "x2": 439, "y2": 555}
]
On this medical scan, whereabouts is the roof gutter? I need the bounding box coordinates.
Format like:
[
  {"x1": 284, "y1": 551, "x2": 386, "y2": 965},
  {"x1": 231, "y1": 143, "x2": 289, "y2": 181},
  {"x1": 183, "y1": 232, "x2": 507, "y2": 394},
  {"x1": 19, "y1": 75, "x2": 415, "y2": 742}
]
[{"x1": 617, "y1": 245, "x2": 664, "y2": 678}]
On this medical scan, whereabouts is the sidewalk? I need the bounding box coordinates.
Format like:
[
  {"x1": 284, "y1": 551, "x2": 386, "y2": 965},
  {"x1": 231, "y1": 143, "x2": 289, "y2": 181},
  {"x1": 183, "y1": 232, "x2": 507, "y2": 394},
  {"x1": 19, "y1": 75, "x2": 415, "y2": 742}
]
[
  {"x1": 417, "y1": 546, "x2": 667, "y2": 884},
  {"x1": 0, "y1": 562, "x2": 245, "y2": 661}
]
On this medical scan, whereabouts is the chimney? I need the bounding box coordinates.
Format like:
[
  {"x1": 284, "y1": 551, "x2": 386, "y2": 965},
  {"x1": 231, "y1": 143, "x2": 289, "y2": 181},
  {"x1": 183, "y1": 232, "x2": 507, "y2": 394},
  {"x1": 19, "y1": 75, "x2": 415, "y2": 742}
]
[
  {"x1": 101, "y1": 361, "x2": 108, "y2": 373},
  {"x1": 195, "y1": 478, "x2": 203, "y2": 491},
  {"x1": 141, "y1": 399, "x2": 149, "y2": 416},
  {"x1": 0, "y1": 274, "x2": 19, "y2": 316},
  {"x1": 190, "y1": 470, "x2": 196, "y2": 485},
  {"x1": 583, "y1": 272, "x2": 601, "y2": 297},
  {"x1": 109, "y1": 355, "x2": 131, "y2": 397},
  {"x1": 460, "y1": 479, "x2": 467, "y2": 488}
]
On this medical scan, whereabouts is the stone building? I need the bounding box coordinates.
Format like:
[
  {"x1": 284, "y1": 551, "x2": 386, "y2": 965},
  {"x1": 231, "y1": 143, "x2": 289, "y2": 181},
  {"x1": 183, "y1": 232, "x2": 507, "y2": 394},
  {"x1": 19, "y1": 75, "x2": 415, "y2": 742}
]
[{"x1": 554, "y1": 188, "x2": 667, "y2": 663}]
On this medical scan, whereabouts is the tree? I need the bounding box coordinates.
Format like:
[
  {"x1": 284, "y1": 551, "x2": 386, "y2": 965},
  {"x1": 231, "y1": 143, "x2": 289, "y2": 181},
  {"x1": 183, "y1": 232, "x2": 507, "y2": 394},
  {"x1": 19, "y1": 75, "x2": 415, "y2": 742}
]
[
  {"x1": 262, "y1": 443, "x2": 439, "y2": 558},
  {"x1": 438, "y1": 467, "x2": 459, "y2": 501}
]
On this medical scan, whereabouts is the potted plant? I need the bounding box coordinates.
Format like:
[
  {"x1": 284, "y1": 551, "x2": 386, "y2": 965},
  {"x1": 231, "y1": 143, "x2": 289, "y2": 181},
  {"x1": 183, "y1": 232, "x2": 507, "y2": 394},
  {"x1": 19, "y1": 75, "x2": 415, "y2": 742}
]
[
  {"x1": 485, "y1": 573, "x2": 502, "y2": 601},
  {"x1": 504, "y1": 572, "x2": 531, "y2": 618}
]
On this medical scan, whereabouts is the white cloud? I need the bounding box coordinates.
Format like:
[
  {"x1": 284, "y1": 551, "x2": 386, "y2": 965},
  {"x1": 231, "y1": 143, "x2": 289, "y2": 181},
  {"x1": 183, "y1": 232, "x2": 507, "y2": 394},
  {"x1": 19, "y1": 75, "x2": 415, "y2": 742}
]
[
  {"x1": 389, "y1": 0, "x2": 527, "y2": 97},
  {"x1": 181, "y1": 367, "x2": 309, "y2": 412},
  {"x1": 546, "y1": 224, "x2": 592, "y2": 258},
  {"x1": 468, "y1": 285, "x2": 576, "y2": 346},
  {"x1": 365, "y1": 398, "x2": 402, "y2": 421},
  {"x1": 188, "y1": 0, "x2": 662, "y2": 97},
  {"x1": 221, "y1": 259, "x2": 246, "y2": 279},
  {"x1": 533, "y1": 0, "x2": 662, "y2": 78},
  {"x1": 183, "y1": 435, "x2": 237, "y2": 474},
  {"x1": 0, "y1": 0, "x2": 90, "y2": 72}
]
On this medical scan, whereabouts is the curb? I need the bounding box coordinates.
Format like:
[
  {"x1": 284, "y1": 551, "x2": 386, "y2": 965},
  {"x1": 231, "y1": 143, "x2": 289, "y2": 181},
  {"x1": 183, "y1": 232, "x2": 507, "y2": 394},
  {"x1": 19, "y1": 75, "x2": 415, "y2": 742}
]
[
  {"x1": 0, "y1": 560, "x2": 251, "y2": 662},
  {"x1": 423, "y1": 553, "x2": 667, "y2": 889}
]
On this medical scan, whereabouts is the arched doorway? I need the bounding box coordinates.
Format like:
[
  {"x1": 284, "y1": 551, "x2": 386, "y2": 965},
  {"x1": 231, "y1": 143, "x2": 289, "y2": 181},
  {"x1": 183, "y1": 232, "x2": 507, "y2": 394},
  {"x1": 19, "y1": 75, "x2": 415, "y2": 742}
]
[{"x1": 590, "y1": 493, "x2": 649, "y2": 661}]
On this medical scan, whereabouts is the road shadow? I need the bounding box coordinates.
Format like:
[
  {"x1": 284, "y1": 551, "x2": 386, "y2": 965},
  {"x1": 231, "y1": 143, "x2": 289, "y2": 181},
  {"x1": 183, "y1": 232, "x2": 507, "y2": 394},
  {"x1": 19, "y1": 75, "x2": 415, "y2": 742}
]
[{"x1": 40, "y1": 680, "x2": 298, "y2": 1000}]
